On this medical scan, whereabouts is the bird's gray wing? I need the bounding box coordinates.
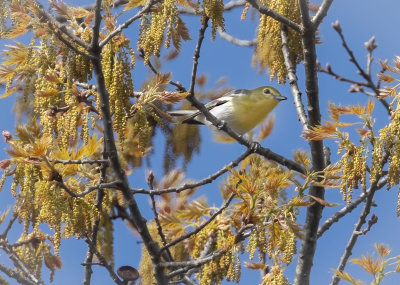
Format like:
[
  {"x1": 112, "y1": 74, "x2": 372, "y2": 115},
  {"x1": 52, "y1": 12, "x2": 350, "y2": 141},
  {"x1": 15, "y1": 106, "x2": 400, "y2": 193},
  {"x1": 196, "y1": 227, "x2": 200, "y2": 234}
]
[
  {"x1": 176, "y1": 89, "x2": 251, "y2": 125},
  {"x1": 181, "y1": 98, "x2": 230, "y2": 124}
]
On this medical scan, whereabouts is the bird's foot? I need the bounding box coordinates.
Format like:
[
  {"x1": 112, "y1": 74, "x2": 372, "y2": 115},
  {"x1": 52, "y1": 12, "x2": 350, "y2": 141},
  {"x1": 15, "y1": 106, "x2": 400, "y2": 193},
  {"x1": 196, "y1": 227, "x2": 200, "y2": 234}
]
[
  {"x1": 217, "y1": 120, "x2": 227, "y2": 130},
  {"x1": 250, "y1": 141, "x2": 261, "y2": 152}
]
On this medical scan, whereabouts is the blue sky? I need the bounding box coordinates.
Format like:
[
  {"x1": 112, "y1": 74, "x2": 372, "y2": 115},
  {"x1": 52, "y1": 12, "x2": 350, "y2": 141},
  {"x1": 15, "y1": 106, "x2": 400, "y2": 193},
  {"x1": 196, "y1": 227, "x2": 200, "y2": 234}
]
[{"x1": 1, "y1": 0, "x2": 400, "y2": 284}]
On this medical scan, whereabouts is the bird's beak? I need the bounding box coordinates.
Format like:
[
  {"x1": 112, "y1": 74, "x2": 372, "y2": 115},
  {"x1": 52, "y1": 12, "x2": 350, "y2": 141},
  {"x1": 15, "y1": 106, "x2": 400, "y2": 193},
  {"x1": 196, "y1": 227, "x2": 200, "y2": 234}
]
[{"x1": 276, "y1": 95, "x2": 287, "y2": 101}]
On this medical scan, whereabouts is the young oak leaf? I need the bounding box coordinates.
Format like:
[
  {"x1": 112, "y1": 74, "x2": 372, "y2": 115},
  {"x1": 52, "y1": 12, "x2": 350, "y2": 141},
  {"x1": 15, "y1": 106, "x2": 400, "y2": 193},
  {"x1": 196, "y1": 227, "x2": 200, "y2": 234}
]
[
  {"x1": 332, "y1": 270, "x2": 363, "y2": 285},
  {"x1": 123, "y1": 0, "x2": 146, "y2": 11},
  {"x1": 257, "y1": 115, "x2": 274, "y2": 141},
  {"x1": 351, "y1": 254, "x2": 381, "y2": 275}
]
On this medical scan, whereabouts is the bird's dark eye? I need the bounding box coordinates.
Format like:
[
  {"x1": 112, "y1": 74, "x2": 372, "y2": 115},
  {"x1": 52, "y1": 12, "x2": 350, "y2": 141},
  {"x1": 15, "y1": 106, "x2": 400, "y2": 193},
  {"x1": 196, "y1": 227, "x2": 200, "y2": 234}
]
[{"x1": 263, "y1": 88, "x2": 271, "y2": 94}]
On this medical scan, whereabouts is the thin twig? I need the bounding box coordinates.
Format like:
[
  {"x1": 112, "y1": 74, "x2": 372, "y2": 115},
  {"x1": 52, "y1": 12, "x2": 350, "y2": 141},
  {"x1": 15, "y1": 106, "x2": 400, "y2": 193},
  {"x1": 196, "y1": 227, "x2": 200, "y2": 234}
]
[
  {"x1": 59, "y1": 180, "x2": 122, "y2": 198},
  {"x1": 281, "y1": 25, "x2": 308, "y2": 129},
  {"x1": 332, "y1": 22, "x2": 391, "y2": 114},
  {"x1": 188, "y1": 17, "x2": 209, "y2": 97},
  {"x1": 54, "y1": 30, "x2": 92, "y2": 59},
  {"x1": 0, "y1": 239, "x2": 44, "y2": 285},
  {"x1": 178, "y1": 0, "x2": 246, "y2": 14},
  {"x1": 1, "y1": 214, "x2": 17, "y2": 238},
  {"x1": 83, "y1": 155, "x2": 107, "y2": 285},
  {"x1": 160, "y1": 193, "x2": 235, "y2": 252},
  {"x1": 32, "y1": 0, "x2": 90, "y2": 49},
  {"x1": 85, "y1": 238, "x2": 123, "y2": 285},
  {"x1": 246, "y1": 0, "x2": 302, "y2": 34},
  {"x1": 318, "y1": 63, "x2": 370, "y2": 87},
  {"x1": 147, "y1": 172, "x2": 174, "y2": 262},
  {"x1": 218, "y1": 28, "x2": 256, "y2": 47},
  {"x1": 28, "y1": 157, "x2": 108, "y2": 165},
  {"x1": 131, "y1": 148, "x2": 252, "y2": 195},
  {"x1": 317, "y1": 176, "x2": 387, "y2": 238},
  {"x1": 331, "y1": 153, "x2": 389, "y2": 285},
  {"x1": 0, "y1": 263, "x2": 38, "y2": 285},
  {"x1": 311, "y1": 0, "x2": 334, "y2": 27},
  {"x1": 100, "y1": 0, "x2": 161, "y2": 48}
]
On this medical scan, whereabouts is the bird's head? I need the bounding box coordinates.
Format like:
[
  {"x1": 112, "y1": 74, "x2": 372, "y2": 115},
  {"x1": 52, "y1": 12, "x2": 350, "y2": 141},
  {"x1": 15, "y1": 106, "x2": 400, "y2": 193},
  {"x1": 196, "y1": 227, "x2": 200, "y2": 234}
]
[{"x1": 250, "y1": 86, "x2": 287, "y2": 102}]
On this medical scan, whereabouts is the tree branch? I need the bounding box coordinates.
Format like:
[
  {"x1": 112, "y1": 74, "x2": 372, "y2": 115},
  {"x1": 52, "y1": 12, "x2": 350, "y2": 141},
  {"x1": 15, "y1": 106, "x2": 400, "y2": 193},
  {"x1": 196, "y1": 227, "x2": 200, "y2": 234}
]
[
  {"x1": 160, "y1": 193, "x2": 235, "y2": 252},
  {"x1": 83, "y1": 158, "x2": 107, "y2": 285},
  {"x1": 99, "y1": 0, "x2": 161, "y2": 48},
  {"x1": 131, "y1": 148, "x2": 252, "y2": 195},
  {"x1": 218, "y1": 28, "x2": 256, "y2": 47},
  {"x1": 332, "y1": 21, "x2": 391, "y2": 114},
  {"x1": 32, "y1": 0, "x2": 90, "y2": 49},
  {"x1": 246, "y1": 0, "x2": 302, "y2": 34},
  {"x1": 147, "y1": 172, "x2": 174, "y2": 262},
  {"x1": 294, "y1": 1, "x2": 326, "y2": 284},
  {"x1": 0, "y1": 263, "x2": 38, "y2": 285},
  {"x1": 331, "y1": 151, "x2": 389, "y2": 285},
  {"x1": 281, "y1": 25, "x2": 308, "y2": 129},
  {"x1": 178, "y1": 0, "x2": 246, "y2": 14},
  {"x1": 0, "y1": 239, "x2": 44, "y2": 285},
  {"x1": 89, "y1": 10, "x2": 166, "y2": 283},
  {"x1": 85, "y1": 238, "x2": 123, "y2": 285},
  {"x1": 311, "y1": 0, "x2": 334, "y2": 27},
  {"x1": 317, "y1": 176, "x2": 387, "y2": 238}
]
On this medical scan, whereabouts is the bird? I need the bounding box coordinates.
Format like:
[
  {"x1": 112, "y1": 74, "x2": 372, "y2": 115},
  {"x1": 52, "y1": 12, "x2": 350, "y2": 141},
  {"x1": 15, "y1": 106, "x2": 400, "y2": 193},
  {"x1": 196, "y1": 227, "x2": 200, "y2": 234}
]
[{"x1": 169, "y1": 86, "x2": 287, "y2": 141}]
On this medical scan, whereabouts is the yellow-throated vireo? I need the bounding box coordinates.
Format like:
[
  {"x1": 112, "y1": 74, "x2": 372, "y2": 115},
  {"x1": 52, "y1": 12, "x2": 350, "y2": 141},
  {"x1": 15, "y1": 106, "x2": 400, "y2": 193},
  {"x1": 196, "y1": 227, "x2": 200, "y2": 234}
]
[{"x1": 170, "y1": 86, "x2": 287, "y2": 141}]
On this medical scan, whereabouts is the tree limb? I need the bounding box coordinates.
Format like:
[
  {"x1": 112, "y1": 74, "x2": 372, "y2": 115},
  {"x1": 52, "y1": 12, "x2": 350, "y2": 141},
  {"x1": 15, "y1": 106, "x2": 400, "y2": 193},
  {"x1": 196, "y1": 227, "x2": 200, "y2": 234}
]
[
  {"x1": 85, "y1": 238, "x2": 123, "y2": 285},
  {"x1": 317, "y1": 176, "x2": 387, "y2": 238},
  {"x1": 0, "y1": 239, "x2": 44, "y2": 285},
  {"x1": 218, "y1": 28, "x2": 256, "y2": 47},
  {"x1": 88, "y1": 3, "x2": 167, "y2": 283},
  {"x1": 246, "y1": 0, "x2": 302, "y2": 34},
  {"x1": 160, "y1": 193, "x2": 235, "y2": 252},
  {"x1": 294, "y1": 1, "x2": 326, "y2": 284},
  {"x1": 281, "y1": 25, "x2": 308, "y2": 129},
  {"x1": 131, "y1": 148, "x2": 252, "y2": 195},
  {"x1": 311, "y1": 0, "x2": 334, "y2": 27},
  {"x1": 83, "y1": 159, "x2": 107, "y2": 285},
  {"x1": 99, "y1": 0, "x2": 162, "y2": 48}
]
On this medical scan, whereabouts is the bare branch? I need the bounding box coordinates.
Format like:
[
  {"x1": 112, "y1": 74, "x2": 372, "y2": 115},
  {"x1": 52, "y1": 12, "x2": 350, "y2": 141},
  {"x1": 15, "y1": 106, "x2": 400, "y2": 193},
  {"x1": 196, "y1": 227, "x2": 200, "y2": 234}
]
[
  {"x1": 83, "y1": 161, "x2": 107, "y2": 285},
  {"x1": 332, "y1": 21, "x2": 391, "y2": 114},
  {"x1": 0, "y1": 239, "x2": 44, "y2": 285},
  {"x1": 147, "y1": 172, "x2": 174, "y2": 262},
  {"x1": 85, "y1": 238, "x2": 123, "y2": 285},
  {"x1": 178, "y1": 0, "x2": 246, "y2": 14},
  {"x1": 246, "y1": 0, "x2": 302, "y2": 34},
  {"x1": 188, "y1": 17, "x2": 209, "y2": 97},
  {"x1": 0, "y1": 263, "x2": 38, "y2": 285},
  {"x1": 317, "y1": 177, "x2": 387, "y2": 238},
  {"x1": 131, "y1": 148, "x2": 253, "y2": 195},
  {"x1": 160, "y1": 193, "x2": 235, "y2": 252},
  {"x1": 294, "y1": 1, "x2": 326, "y2": 284},
  {"x1": 59, "y1": 180, "x2": 122, "y2": 198},
  {"x1": 218, "y1": 28, "x2": 256, "y2": 47},
  {"x1": 318, "y1": 62, "x2": 370, "y2": 87},
  {"x1": 1, "y1": 214, "x2": 17, "y2": 238},
  {"x1": 89, "y1": 21, "x2": 166, "y2": 284},
  {"x1": 91, "y1": 0, "x2": 103, "y2": 50},
  {"x1": 100, "y1": 0, "x2": 161, "y2": 48},
  {"x1": 311, "y1": 0, "x2": 334, "y2": 27},
  {"x1": 54, "y1": 30, "x2": 92, "y2": 59},
  {"x1": 281, "y1": 25, "x2": 308, "y2": 129},
  {"x1": 331, "y1": 154, "x2": 389, "y2": 285},
  {"x1": 32, "y1": 0, "x2": 90, "y2": 49}
]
